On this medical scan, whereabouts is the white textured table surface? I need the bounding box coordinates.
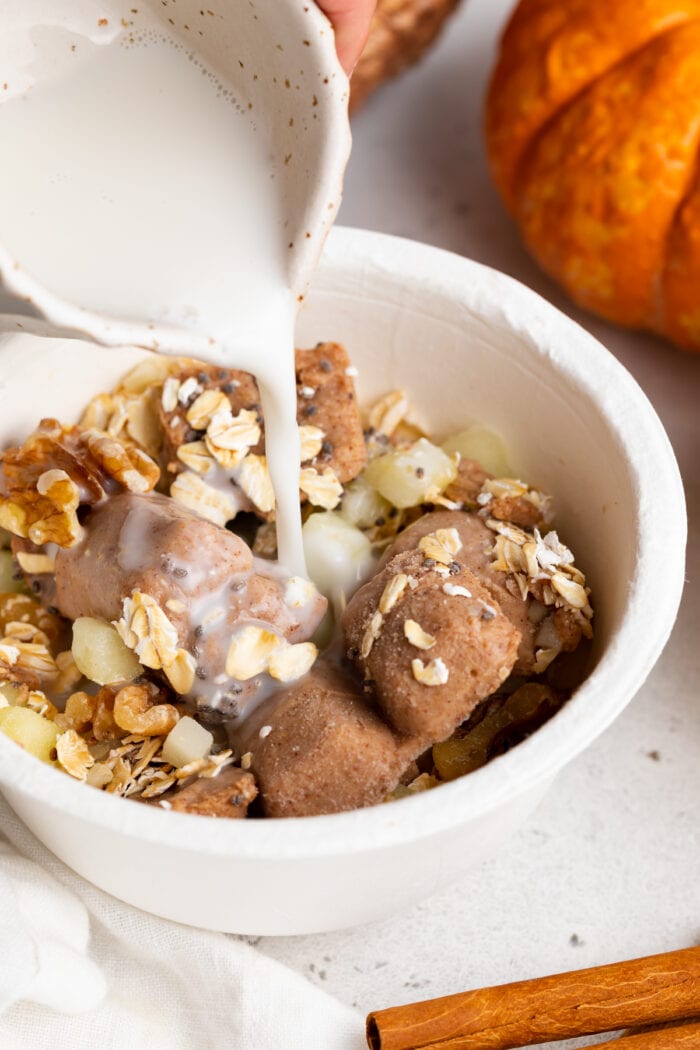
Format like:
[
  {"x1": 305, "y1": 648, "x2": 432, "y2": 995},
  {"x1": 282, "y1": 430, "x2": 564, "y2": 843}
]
[{"x1": 257, "y1": 0, "x2": 700, "y2": 1042}]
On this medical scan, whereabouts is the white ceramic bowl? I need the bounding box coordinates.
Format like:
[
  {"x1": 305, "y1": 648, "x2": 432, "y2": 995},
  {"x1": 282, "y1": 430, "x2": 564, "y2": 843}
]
[{"x1": 0, "y1": 228, "x2": 686, "y2": 935}]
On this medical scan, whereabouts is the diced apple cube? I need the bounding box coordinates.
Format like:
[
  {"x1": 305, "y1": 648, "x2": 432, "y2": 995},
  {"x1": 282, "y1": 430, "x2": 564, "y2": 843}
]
[
  {"x1": 340, "y1": 475, "x2": 391, "y2": 530},
  {"x1": 365, "y1": 438, "x2": 457, "y2": 508},
  {"x1": 0, "y1": 705, "x2": 59, "y2": 763},
  {"x1": 72, "y1": 617, "x2": 143, "y2": 686},
  {"x1": 162, "y1": 716, "x2": 213, "y2": 768},
  {"x1": 302, "y1": 511, "x2": 376, "y2": 601},
  {"x1": 441, "y1": 425, "x2": 511, "y2": 477}
]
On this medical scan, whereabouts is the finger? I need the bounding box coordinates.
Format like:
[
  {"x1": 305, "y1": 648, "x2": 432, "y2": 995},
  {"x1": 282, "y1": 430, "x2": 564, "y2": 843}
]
[{"x1": 317, "y1": 0, "x2": 377, "y2": 74}]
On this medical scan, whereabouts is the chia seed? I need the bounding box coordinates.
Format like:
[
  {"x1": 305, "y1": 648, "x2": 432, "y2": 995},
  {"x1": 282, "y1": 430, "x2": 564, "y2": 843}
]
[
  {"x1": 449, "y1": 561, "x2": 462, "y2": 575},
  {"x1": 319, "y1": 358, "x2": 332, "y2": 373},
  {"x1": 173, "y1": 567, "x2": 188, "y2": 578},
  {"x1": 195, "y1": 667, "x2": 208, "y2": 681},
  {"x1": 305, "y1": 404, "x2": 318, "y2": 417},
  {"x1": 194, "y1": 625, "x2": 204, "y2": 639}
]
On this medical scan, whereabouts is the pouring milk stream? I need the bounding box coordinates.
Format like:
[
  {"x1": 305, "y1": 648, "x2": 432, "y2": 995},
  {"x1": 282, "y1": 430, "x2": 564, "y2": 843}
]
[{"x1": 0, "y1": 0, "x2": 351, "y2": 577}]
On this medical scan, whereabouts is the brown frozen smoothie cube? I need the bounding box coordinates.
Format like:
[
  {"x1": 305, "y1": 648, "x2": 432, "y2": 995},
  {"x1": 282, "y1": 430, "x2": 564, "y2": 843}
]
[
  {"x1": 444, "y1": 457, "x2": 492, "y2": 508},
  {"x1": 236, "y1": 661, "x2": 418, "y2": 818},
  {"x1": 53, "y1": 491, "x2": 327, "y2": 717},
  {"x1": 54, "y1": 491, "x2": 253, "y2": 632},
  {"x1": 294, "y1": 342, "x2": 367, "y2": 483},
  {"x1": 444, "y1": 460, "x2": 547, "y2": 528},
  {"x1": 488, "y1": 492, "x2": 546, "y2": 529},
  {"x1": 159, "y1": 343, "x2": 366, "y2": 497},
  {"x1": 383, "y1": 510, "x2": 538, "y2": 674},
  {"x1": 383, "y1": 510, "x2": 583, "y2": 674},
  {"x1": 159, "y1": 362, "x2": 262, "y2": 475},
  {"x1": 342, "y1": 549, "x2": 520, "y2": 741},
  {"x1": 166, "y1": 765, "x2": 258, "y2": 818}
]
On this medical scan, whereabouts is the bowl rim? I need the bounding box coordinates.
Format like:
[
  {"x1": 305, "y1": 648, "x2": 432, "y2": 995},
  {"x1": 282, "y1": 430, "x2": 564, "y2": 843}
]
[{"x1": 0, "y1": 226, "x2": 687, "y2": 858}]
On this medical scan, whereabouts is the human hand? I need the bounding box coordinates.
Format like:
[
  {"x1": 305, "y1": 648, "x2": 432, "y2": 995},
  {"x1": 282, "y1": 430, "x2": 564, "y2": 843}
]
[{"x1": 316, "y1": 0, "x2": 377, "y2": 74}]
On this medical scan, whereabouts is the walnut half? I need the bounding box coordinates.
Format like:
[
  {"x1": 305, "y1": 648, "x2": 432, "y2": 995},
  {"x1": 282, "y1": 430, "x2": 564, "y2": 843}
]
[{"x1": 0, "y1": 419, "x2": 160, "y2": 549}]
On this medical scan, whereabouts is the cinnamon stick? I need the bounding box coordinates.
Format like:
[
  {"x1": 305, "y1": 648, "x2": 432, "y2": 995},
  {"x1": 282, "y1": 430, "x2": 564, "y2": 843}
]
[
  {"x1": 599, "y1": 1020, "x2": 700, "y2": 1047},
  {"x1": 366, "y1": 947, "x2": 700, "y2": 1050}
]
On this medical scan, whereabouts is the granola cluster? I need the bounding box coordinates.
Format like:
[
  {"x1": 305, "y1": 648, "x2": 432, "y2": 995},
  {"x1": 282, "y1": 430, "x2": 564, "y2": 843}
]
[
  {"x1": 0, "y1": 418, "x2": 159, "y2": 548},
  {"x1": 115, "y1": 591, "x2": 196, "y2": 696}
]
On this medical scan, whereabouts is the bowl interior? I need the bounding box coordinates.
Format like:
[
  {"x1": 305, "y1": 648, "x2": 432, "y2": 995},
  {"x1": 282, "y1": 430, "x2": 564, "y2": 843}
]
[{"x1": 0, "y1": 228, "x2": 686, "y2": 855}]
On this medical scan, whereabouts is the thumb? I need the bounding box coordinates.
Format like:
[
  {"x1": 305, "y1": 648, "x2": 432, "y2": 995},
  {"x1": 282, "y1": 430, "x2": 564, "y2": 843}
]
[{"x1": 317, "y1": 0, "x2": 377, "y2": 74}]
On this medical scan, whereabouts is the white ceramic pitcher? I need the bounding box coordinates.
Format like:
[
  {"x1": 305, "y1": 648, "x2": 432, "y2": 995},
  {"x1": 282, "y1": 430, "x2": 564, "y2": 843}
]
[{"x1": 0, "y1": 0, "x2": 351, "y2": 353}]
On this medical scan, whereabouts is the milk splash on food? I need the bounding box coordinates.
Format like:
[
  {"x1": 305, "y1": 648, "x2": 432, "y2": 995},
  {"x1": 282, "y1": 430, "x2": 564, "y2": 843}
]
[{"x1": 0, "y1": 3, "x2": 310, "y2": 574}]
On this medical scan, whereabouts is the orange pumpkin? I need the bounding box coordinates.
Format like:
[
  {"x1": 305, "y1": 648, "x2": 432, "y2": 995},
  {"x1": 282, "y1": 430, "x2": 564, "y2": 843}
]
[{"x1": 485, "y1": 0, "x2": 700, "y2": 351}]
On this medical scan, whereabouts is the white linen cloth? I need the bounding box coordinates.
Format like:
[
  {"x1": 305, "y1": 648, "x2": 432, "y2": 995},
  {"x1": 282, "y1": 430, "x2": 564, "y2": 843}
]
[{"x1": 0, "y1": 796, "x2": 364, "y2": 1050}]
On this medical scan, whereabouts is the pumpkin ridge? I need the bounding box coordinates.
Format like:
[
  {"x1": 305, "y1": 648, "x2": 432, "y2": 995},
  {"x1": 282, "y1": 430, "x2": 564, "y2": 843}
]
[
  {"x1": 508, "y1": 14, "x2": 700, "y2": 207},
  {"x1": 659, "y1": 143, "x2": 700, "y2": 347}
]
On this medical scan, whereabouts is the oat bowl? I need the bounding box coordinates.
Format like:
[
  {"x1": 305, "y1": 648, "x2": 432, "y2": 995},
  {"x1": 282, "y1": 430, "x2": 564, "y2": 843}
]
[{"x1": 0, "y1": 228, "x2": 686, "y2": 934}]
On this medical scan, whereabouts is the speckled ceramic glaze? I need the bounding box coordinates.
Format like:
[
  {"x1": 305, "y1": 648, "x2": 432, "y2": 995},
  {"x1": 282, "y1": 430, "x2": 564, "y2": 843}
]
[
  {"x1": 0, "y1": 0, "x2": 351, "y2": 349},
  {"x1": 0, "y1": 228, "x2": 686, "y2": 934}
]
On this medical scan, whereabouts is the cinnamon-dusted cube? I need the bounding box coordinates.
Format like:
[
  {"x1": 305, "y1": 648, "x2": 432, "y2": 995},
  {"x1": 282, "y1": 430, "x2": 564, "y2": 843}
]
[
  {"x1": 383, "y1": 510, "x2": 537, "y2": 673},
  {"x1": 444, "y1": 457, "x2": 491, "y2": 509},
  {"x1": 384, "y1": 510, "x2": 586, "y2": 675},
  {"x1": 294, "y1": 342, "x2": 367, "y2": 483},
  {"x1": 166, "y1": 765, "x2": 257, "y2": 818},
  {"x1": 236, "y1": 662, "x2": 418, "y2": 818},
  {"x1": 342, "y1": 549, "x2": 520, "y2": 741},
  {"x1": 158, "y1": 363, "x2": 262, "y2": 476},
  {"x1": 53, "y1": 491, "x2": 326, "y2": 716},
  {"x1": 480, "y1": 477, "x2": 550, "y2": 529},
  {"x1": 54, "y1": 491, "x2": 253, "y2": 633},
  {"x1": 158, "y1": 343, "x2": 367, "y2": 505},
  {"x1": 444, "y1": 459, "x2": 548, "y2": 528}
]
